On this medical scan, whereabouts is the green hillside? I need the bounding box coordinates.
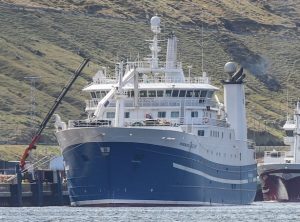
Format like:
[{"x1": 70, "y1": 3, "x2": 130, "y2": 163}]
[{"x1": 0, "y1": 0, "x2": 300, "y2": 145}]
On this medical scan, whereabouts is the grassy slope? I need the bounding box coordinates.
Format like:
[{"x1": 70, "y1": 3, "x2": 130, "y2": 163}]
[
  {"x1": 0, "y1": 145, "x2": 60, "y2": 166},
  {"x1": 0, "y1": 0, "x2": 300, "y2": 146}
]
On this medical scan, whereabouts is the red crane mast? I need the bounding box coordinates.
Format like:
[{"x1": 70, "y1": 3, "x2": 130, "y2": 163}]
[{"x1": 19, "y1": 58, "x2": 90, "y2": 170}]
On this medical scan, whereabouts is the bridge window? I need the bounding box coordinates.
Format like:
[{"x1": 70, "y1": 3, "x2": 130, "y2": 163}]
[
  {"x1": 172, "y1": 90, "x2": 179, "y2": 97},
  {"x1": 166, "y1": 90, "x2": 172, "y2": 97},
  {"x1": 179, "y1": 90, "x2": 186, "y2": 97},
  {"x1": 100, "y1": 91, "x2": 107, "y2": 98},
  {"x1": 200, "y1": 90, "x2": 207, "y2": 98},
  {"x1": 106, "y1": 112, "x2": 115, "y2": 118},
  {"x1": 191, "y1": 111, "x2": 198, "y2": 118},
  {"x1": 148, "y1": 90, "x2": 156, "y2": 97},
  {"x1": 171, "y1": 111, "x2": 179, "y2": 118},
  {"x1": 139, "y1": 90, "x2": 147, "y2": 97},
  {"x1": 157, "y1": 90, "x2": 164, "y2": 97},
  {"x1": 91, "y1": 92, "x2": 96, "y2": 98},
  {"x1": 198, "y1": 130, "x2": 205, "y2": 136},
  {"x1": 127, "y1": 90, "x2": 134, "y2": 97},
  {"x1": 207, "y1": 91, "x2": 214, "y2": 98},
  {"x1": 186, "y1": 90, "x2": 193, "y2": 97},
  {"x1": 158, "y1": 112, "x2": 166, "y2": 118},
  {"x1": 95, "y1": 91, "x2": 101, "y2": 98},
  {"x1": 271, "y1": 152, "x2": 280, "y2": 158},
  {"x1": 286, "y1": 130, "x2": 293, "y2": 137},
  {"x1": 129, "y1": 91, "x2": 134, "y2": 97},
  {"x1": 194, "y1": 90, "x2": 200, "y2": 97}
]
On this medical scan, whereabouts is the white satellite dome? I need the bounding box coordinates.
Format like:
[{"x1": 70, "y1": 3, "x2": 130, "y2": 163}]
[
  {"x1": 150, "y1": 16, "x2": 161, "y2": 27},
  {"x1": 224, "y1": 62, "x2": 237, "y2": 75}
]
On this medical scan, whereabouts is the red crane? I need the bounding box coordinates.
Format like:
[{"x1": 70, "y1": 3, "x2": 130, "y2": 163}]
[{"x1": 20, "y1": 58, "x2": 90, "y2": 170}]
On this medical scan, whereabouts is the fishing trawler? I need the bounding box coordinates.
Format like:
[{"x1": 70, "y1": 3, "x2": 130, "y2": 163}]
[
  {"x1": 55, "y1": 16, "x2": 257, "y2": 206},
  {"x1": 258, "y1": 101, "x2": 300, "y2": 202}
]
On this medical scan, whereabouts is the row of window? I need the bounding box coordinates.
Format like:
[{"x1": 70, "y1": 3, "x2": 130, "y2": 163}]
[
  {"x1": 107, "y1": 112, "x2": 130, "y2": 118},
  {"x1": 210, "y1": 130, "x2": 222, "y2": 138},
  {"x1": 91, "y1": 89, "x2": 214, "y2": 99},
  {"x1": 198, "y1": 130, "x2": 232, "y2": 140},
  {"x1": 106, "y1": 111, "x2": 205, "y2": 119}
]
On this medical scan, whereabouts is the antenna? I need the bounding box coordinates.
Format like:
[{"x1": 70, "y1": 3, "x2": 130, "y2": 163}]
[
  {"x1": 201, "y1": 9, "x2": 204, "y2": 74},
  {"x1": 24, "y1": 76, "x2": 41, "y2": 138},
  {"x1": 286, "y1": 88, "x2": 289, "y2": 120},
  {"x1": 188, "y1": 65, "x2": 192, "y2": 82},
  {"x1": 150, "y1": 16, "x2": 161, "y2": 69}
]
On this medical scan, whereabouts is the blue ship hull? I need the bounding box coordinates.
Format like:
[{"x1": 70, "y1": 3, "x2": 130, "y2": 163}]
[{"x1": 62, "y1": 141, "x2": 257, "y2": 206}]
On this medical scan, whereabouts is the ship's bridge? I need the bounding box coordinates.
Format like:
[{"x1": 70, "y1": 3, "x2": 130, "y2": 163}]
[
  {"x1": 83, "y1": 79, "x2": 219, "y2": 112},
  {"x1": 283, "y1": 117, "x2": 295, "y2": 145}
]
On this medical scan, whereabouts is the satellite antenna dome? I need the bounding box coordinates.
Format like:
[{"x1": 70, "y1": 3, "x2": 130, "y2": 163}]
[
  {"x1": 224, "y1": 62, "x2": 237, "y2": 76},
  {"x1": 150, "y1": 16, "x2": 160, "y2": 27},
  {"x1": 150, "y1": 16, "x2": 161, "y2": 34}
]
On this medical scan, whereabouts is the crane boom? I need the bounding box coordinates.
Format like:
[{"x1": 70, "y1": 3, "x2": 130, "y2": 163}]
[{"x1": 20, "y1": 58, "x2": 90, "y2": 170}]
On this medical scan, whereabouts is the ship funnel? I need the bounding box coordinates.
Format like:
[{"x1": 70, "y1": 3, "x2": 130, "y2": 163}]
[
  {"x1": 295, "y1": 101, "x2": 300, "y2": 163},
  {"x1": 223, "y1": 62, "x2": 247, "y2": 142},
  {"x1": 164, "y1": 32, "x2": 184, "y2": 81},
  {"x1": 166, "y1": 32, "x2": 177, "y2": 69}
]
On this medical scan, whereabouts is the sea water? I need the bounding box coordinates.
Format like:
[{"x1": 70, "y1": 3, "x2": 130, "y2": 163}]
[{"x1": 0, "y1": 202, "x2": 299, "y2": 222}]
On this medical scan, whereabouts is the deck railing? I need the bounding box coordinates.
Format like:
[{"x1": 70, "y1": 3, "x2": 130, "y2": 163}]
[
  {"x1": 68, "y1": 117, "x2": 228, "y2": 129},
  {"x1": 88, "y1": 60, "x2": 210, "y2": 85},
  {"x1": 85, "y1": 98, "x2": 217, "y2": 110},
  {"x1": 90, "y1": 76, "x2": 210, "y2": 85}
]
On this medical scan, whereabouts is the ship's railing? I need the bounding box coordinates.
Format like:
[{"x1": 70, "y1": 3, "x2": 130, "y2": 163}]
[
  {"x1": 68, "y1": 119, "x2": 112, "y2": 128},
  {"x1": 184, "y1": 77, "x2": 211, "y2": 84},
  {"x1": 263, "y1": 150, "x2": 287, "y2": 164},
  {"x1": 68, "y1": 117, "x2": 228, "y2": 129},
  {"x1": 126, "y1": 61, "x2": 182, "y2": 70},
  {"x1": 126, "y1": 118, "x2": 228, "y2": 128},
  {"x1": 185, "y1": 118, "x2": 229, "y2": 127},
  {"x1": 125, "y1": 119, "x2": 179, "y2": 127},
  {"x1": 137, "y1": 76, "x2": 210, "y2": 84},
  {"x1": 68, "y1": 118, "x2": 177, "y2": 128},
  {"x1": 85, "y1": 98, "x2": 218, "y2": 110},
  {"x1": 90, "y1": 76, "x2": 211, "y2": 85},
  {"x1": 125, "y1": 117, "x2": 229, "y2": 128}
]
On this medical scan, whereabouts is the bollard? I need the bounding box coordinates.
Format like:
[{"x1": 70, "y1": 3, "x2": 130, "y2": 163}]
[
  {"x1": 31, "y1": 170, "x2": 43, "y2": 206},
  {"x1": 53, "y1": 170, "x2": 63, "y2": 205},
  {"x1": 10, "y1": 164, "x2": 23, "y2": 207}
]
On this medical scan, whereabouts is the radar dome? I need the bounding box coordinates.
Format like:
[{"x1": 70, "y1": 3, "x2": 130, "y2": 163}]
[
  {"x1": 224, "y1": 62, "x2": 237, "y2": 75},
  {"x1": 150, "y1": 16, "x2": 160, "y2": 27}
]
